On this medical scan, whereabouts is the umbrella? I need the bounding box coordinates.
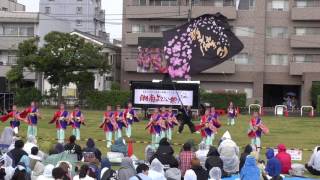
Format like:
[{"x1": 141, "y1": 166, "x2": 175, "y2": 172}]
[{"x1": 286, "y1": 92, "x2": 296, "y2": 96}]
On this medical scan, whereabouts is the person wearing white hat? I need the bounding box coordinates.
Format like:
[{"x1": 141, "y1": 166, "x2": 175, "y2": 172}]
[
  {"x1": 36, "y1": 164, "x2": 55, "y2": 180},
  {"x1": 184, "y1": 169, "x2": 197, "y2": 180}
]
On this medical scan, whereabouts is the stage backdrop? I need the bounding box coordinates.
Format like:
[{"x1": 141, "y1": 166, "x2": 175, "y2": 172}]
[{"x1": 131, "y1": 81, "x2": 199, "y2": 109}]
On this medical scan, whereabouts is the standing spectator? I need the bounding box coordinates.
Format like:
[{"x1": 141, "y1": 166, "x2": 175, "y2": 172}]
[
  {"x1": 129, "y1": 164, "x2": 151, "y2": 180},
  {"x1": 184, "y1": 169, "x2": 197, "y2": 180},
  {"x1": 179, "y1": 142, "x2": 196, "y2": 176},
  {"x1": 7, "y1": 140, "x2": 28, "y2": 167},
  {"x1": 239, "y1": 145, "x2": 253, "y2": 172},
  {"x1": 191, "y1": 158, "x2": 208, "y2": 180},
  {"x1": 150, "y1": 138, "x2": 178, "y2": 168},
  {"x1": 148, "y1": 158, "x2": 166, "y2": 180},
  {"x1": 305, "y1": 146, "x2": 320, "y2": 176},
  {"x1": 218, "y1": 132, "x2": 239, "y2": 174},
  {"x1": 36, "y1": 164, "x2": 55, "y2": 180},
  {"x1": 209, "y1": 167, "x2": 222, "y2": 180},
  {"x1": 118, "y1": 157, "x2": 136, "y2": 180},
  {"x1": 275, "y1": 144, "x2": 291, "y2": 174},
  {"x1": 178, "y1": 106, "x2": 195, "y2": 134},
  {"x1": 240, "y1": 155, "x2": 260, "y2": 180},
  {"x1": 73, "y1": 164, "x2": 95, "y2": 180},
  {"x1": 64, "y1": 135, "x2": 82, "y2": 161},
  {"x1": 82, "y1": 138, "x2": 102, "y2": 162},
  {"x1": 265, "y1": 148, "x2": 282, "y2": 179},
  {"x1": 205, "y1": 146, "x2": 225, "y2": 177},
  {"x1": 0, "y1": 127, "x2": 14, "y2": 153}
]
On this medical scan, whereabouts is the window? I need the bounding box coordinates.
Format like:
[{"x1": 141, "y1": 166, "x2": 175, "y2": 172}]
[
  {"x1": 238, "y1": 0, "x2": 256, "y2": 10},
  {"x1": 7, "y1": 56, "x2": 18, "y2": 65},
  {"x1": 45, "y1": 7, "x2": 51, "y2": 14},
  {"x1": 77, "y1": 0, "x2": 82, "y2": 1},
  {"x1": 149, "y1": 25, "x2": 160, "y2": 32},
  {"x1": 3, "y1": 25, "x2": 18, "y2": 36},
  {"x1": 244, "y1": 88, "x2": 253, "y2": 99},
  {"x1": 160, "y1": 25, "x2": 175, "y2": 32},
  {"x1": 234, "y1": 53, "x2": 253, "y2": 64},
  {"x1": 233, "y1": 27, "x2": 255, "y2": 37},
  {"x1": 131, "y1": 24, "x2": 145, "y2": 33},
  {"x1": 295, "y1": 27, "x2": 320, "y2": 36},
  {"x1": 266, "y1": 27, "x2": 288, "y2": 38},
  {"x1": 1, "y1": 7, "x2": 8, "y2": 11},
  {"x1": 76, "y1": 7, "x2": 83, "y2": 14},
  {"x1": 19, "y1": 26, "x2": 34, "y2": 36},
  {"x1": 48, "y1": 0, "x2": 54, "y2": 1},
  {"x1": 266, "y1": 54, "x2": 288, "y2": 65},
  {"x1": 133, "y1": 0, "x2": 146, "y2": 6},
  {"x1": 268, "y1": 0, "x2": 289, "y2": 11},
  {"x1": 295, "y1": 0, "x2": 320, "y2": 8},
  {"x1": 150, "y1": 0, "x2": 177, "y2": 6},
  {"x1": 293, "y1": 54, "x2": 320, "y2": 63},
  {"x1": 76, "y1": 20, "x2": 82, "y2": 26}
]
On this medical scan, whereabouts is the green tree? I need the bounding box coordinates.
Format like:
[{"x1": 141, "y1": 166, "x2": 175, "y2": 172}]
[
  {"x1": 8, "y1": 32, "x2": 109, "y2": 104},
  {"x1": 74, "y1": 71, "x2": 95, "y2": 105}
]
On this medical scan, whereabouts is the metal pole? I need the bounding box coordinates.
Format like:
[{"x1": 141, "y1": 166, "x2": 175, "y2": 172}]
[{"x1": 188, "y1": 0, "x2": 192, "y2": 22}]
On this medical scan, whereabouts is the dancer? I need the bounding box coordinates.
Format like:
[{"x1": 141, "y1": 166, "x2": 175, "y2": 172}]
[
  {"x1": 178, "y1": 106, "x2": 196, "y2": 134},
  {"x1": 199, "y1": 109, "x2": 217, "y2": 146},
  {"x1": 123, "y1": 102, "x2": 139, "y2": 138},
  {"x1": 100, "y1": 105, "x2": 117, "y2": 148},
  {"x1": 166, "y1": 106, "x2": 178, "y2": 141},
  {"x1": 227, "y1": 102, "x2": 237, "y2": 126},
  {"x1": 210, "y1": 106, "x2": 221, "y2": 136},
  {"x1": 114, "y1": 105, "x2": 126, "y2": 140},
  {"x1": 49, "y1": 103, "x2": 69, "y2": 143},
  {"x1": 160, "y1": 106, "x2": 168, "y2": 140},
  {"x1": 0, "y1": 105, "x2": 27, "y2": 134},
  {"x1": 23, "y1": 101, "x2": 41, "y2": 137},
  {"x1": 146, "y1": 108, "x2": 164, "y2": 149},
  {"x1": 69, "y1": 105, "x2": 85, "y2": 140},
  {"x1": 248, "y1": 111, "x2": 269, "y2": 152}
]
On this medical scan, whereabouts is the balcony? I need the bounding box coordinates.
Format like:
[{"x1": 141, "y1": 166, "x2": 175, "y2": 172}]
[
  {"x1": 201, "y1": 60, "x2": 235, "y2": 74},
  {"x1": 290, "y1": 62, "x2": 320, "y2": 75},
  {"x1": 290, "y1": 35, "x2": 320, "y2": 48},
  {"x1": 125, "y1": 32, "x2": 162, "y2": 45},
  {"x1": 0, "y1": 66, "x2": 36, "y2": 80},
  {"x1": 0, "y1": 36, "x2": 33, "y2": 50},
  {"x1": 291, "y1": 7, "x2": 320, "y2": 21}
]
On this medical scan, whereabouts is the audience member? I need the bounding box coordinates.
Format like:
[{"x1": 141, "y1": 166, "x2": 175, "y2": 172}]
[
  {"x1": 73, "y1": 164, "x2": 95, "y2": 180},
  {"x1": 179, "y1": 142, "x2": 195, "y2": 176},
  {"x1": 195, "y1": 142, "x2": 208, "y2": 168},
  {"x1": 150, "y1": 138, "x2": 178, "y2": 168},
  {"x1": 191, "y1": 158, "x2": 208, "y2": 180},
  {"x1": 239, "y1": 144, "x2": 252, "y2": 172},
  {"x1": 218, "y1": 132, "x2": 239, "y2": 174},
  {"x1": 23, "y1": 136, "x2": 37, "y2": 155},
  {"x1": 275, "y1": 144, "x2": 292, "y2": 174},
  {"x1": 148, "y1": 158, "x2": 166, "y2": 180},
  {"x1": 209, "y1": 167, "x2": 222, "y2": 180},
  {"x1": 7, "y1": 140, "x2": 28, "y2": 167},
  {"x1": 11, "y1": 162, "x2": 30, "y2": 180},
  {"x1": 184, "y1": 169, "x2": 197, "y2": 180},
  {"x1": 240, "y1": 155, "x2": 260, "y2": 180},
  {"x1": 30, "y1": 147, "x2": 45, "y2": 180},
  {"x1": 100, "y1": 158, "x2": 117, "y2": 180},
  {"x1": 305, "y1": 146, "x2": 320, "y2": 176},
  {"x1": 205, "y1": 146, "x2": 226, "y2": 177},
  {"x1": 265, "y1": 148, "x2": 282, "y2": 179},
  {"x1": 64, "y1": 135, "x2": 82, "y2": 161},
  {"x1": 129, "y1": 164, "x2": 151, "y2": 180},
  {"x1": 0, "y1": 127, "x2": 15, "y2": 153},
  {"x1": 52, "y1": 167, "x2": 65, "y2": 180},
  {"x1": 118, "y1": 157, "x2": 136, "y2": 180},
  {"x1": 82, "y1": 138, "x2": 102, "y2": 162},
  {"x1": 36, "y1": 164, "x2": 54, "y2": 180},
  {"x1": 111, "y1": 138, "x2": 128, "y2": 156}
]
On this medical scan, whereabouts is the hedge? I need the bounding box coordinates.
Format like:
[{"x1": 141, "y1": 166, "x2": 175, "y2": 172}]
[
  {"x1": 200, "y1": 92, "x2": 246, "y2": 109},
  {"x1": 317, "y1": 95, "x2": 320, "y2": 113},
  {"x1": 85, "y1": 90, "x2": 131, "y2": 110},
  {"x1": 311, "y1": 82, "x2": 320, "y2": 107},
  {"x1": 15, "y1": 87, "x2": 42, "y2": 106}
]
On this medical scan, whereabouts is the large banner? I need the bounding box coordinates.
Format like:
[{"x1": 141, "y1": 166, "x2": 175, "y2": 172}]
[{"x1": 134, "y1": 89, "x2": 193, "y2": 106}]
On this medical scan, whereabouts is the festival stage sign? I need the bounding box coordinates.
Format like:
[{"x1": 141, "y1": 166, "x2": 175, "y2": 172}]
[{"x1": 134, "y1": 89, "x2": 193, "y2": 106}]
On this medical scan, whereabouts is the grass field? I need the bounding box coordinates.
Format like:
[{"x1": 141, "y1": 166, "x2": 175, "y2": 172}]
[{"x1": 1, "y1": 108, "x2": 320, "y2": 178}]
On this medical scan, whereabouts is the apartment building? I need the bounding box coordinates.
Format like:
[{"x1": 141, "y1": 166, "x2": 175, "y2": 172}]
[
  {"x1": 39, "y1": 0, "x2": 106, "y2": 38},
  {"x1": 0, "y1": 0, "x2": 25, "y2": 12},
  {"x1": 121, "y1": 0, "x2": 320, "y2": 106}
]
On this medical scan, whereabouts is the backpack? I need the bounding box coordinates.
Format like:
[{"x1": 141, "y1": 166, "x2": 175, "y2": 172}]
[{"x1": 101, "y1": 168, "x2": 118, "y2": 180}]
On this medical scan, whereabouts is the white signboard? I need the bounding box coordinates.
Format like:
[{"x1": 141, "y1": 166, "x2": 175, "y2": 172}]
[
  {"x1": 134, "y1": 89, "x2": 193, "y2": 106},
  {"x1": 274, "y1": 149, "x2": 303, "y2": 161},
  {"x1": 277, "y1": 107, "x2": 284, "y2": 115}
]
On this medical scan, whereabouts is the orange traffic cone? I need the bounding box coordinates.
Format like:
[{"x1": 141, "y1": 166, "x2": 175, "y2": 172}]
[{"x1": 128, "y1": 140, "x2": 133, "y2": 157}]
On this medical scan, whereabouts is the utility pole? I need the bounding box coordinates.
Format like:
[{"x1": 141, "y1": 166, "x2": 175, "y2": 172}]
[{"x1": 188, "y1": 0, "x2": 192, "y2": 22}]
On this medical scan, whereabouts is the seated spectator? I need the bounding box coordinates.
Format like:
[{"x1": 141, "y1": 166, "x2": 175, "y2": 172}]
[
  {"x1": 148, "y1": 158, "x2": 166, "y2": 180},
  {"x1": 218, "y1": 132, "x2": 239, "y2": 174},
  {"x1": 100, "y1": 158, "x2": 117, "y2": 180},
  {"x1": 30, "y1": 147, "x2": 45, "y2": 180},
  {"x1": 82, "y1": 138, "x2": 102, "y2": 162},
  {"x1": 239, "y1": 144, "x2": 252, "y2": 172},
  {"x1": 23, "y1": 136, "x2": 37, "y2": 155},
  {"x1": 240, "y1": 155, "x2": 260, "y2": 180},
  {"x1": 209, "y1": 167, "x2": 222, "y2": 180},
  {"x1": 49, "y1": 143, "x2": 65, "y2": 155},
  {"x1": 73, "y1": 164, "x2": 95, "y2": 180},
  {"x1": 52, "y1": 167, "x2": 65, "y2": 180},
  {"x1": 36, "y1": 164, "x2": 55, "y2": 180},
  {"x1": 118, "y1": 157, "x2": 136, "y2": 180},
  {"x1": 275, "y1": 144, "x2": 291, "y2": 174},
  {"x1": 64, "y1": 135, "x2": 82, "y2": 161},
  {"x1": 0, "y1": 127, "x2": 14, "y2": 153},
  {"x1": 11, "y1": 162, "x2": 30, "y2": 180},
  {"x1": 184, "y1": 169, "x2": 197, "y2": 180},
  {"x1": 57, "y1": 161, "x2": 72, "y2": 180},
  {"x1": 265, "y1": 148, "x2": 282, "y2": 179},
  {"x1": 165, "y1": 164, "x2": 181, "y2": 180},
  {"x1": 179, "y1": 142, "x2": 195, "y2": 176},
  {"x1": 145, "y1": 145, "x2": 155, "y2": 163},
  {"x1": 205, "y1": 146, "x2": 226, "y2": 177},
  {"x1": 129, "y1": 163, "x2": 151, "y2": 180},
  {"x1": 150, "y1": 138, "x2": 178, "y2": 168},
  {"x1": 191, "y1": 158, "x2": 208, "y2": 180},
  {"x1": 111, "y1": 138, "x2": 128, "y2": 156},
  {"x1": 44, "y1": 151, "x2": 77, "y2": 176},
  {"x1": 305, "y1": 146, "x2": 320, "y2": 176},
  {"x1": 7, "y1": 140, "x2": 28, "y2": 167},
  {"x1": 2, "y1": 154, "x2": 15, "y2": 180},
  {"x1": 195, "y1": 142, "x2": 208, "y2": 168}
]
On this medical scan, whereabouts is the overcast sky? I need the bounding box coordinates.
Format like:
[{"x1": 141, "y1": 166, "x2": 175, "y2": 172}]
[{"x1": 17, "y1": 0, "x2": 123, "y2": 40}]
